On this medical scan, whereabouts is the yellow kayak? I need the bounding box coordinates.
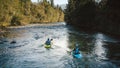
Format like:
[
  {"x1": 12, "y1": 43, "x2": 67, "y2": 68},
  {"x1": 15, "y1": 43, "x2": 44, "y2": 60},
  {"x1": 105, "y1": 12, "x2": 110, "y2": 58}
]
[{"x1": 44, "y1": 44, "x2": 51, "y2": 48}]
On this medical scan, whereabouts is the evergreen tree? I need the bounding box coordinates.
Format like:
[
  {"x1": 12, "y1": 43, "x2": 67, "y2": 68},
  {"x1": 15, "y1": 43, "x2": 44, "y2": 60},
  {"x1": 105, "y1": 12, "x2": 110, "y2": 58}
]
[
  {"x1": 65, "y1": 0, "x2": 75, "y2": 24},
  {"x1": 65, "y1": 0, "x2": 96, "y2": 28},
  {"x1": 65, "y1": 0, "x2": 120, "y2": 35},
  {"x1": 38, "y1": 0, "x2": 39, "y2": 3},
  {"x1": 105, "y1": 0, "x2": 120, "y2": 34},
  {"x1": 50, "y1": 0, "x2": 54, "y2": 7}
]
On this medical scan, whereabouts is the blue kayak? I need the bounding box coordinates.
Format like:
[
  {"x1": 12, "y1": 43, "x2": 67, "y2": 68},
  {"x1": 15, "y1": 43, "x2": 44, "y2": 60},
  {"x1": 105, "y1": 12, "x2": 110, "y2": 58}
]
[
  {"x1": 72, "y1": 51, "x2": 82, "y2": 58},
  {"x1": 73, "y1": 54, "x2": 82, "y2": 58}
]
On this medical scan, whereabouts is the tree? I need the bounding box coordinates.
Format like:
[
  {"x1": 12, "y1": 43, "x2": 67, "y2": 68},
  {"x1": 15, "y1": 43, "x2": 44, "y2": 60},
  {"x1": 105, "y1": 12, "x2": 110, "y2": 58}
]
[
  {"x1": 38, "y1": 0, "x2": 39, "y2": 3},
  {"x1": 0, "y1": 0, "x2": 64, "y2": 27},
  {"x1": 65, "y1": 0, "x2": 76, "y2": 24},
  {"x1": 43, "y1": 0, "x2": 47, "y2": 3},
  {"x1": 50, "y1": 0, "x2": 54, "y2": 7},
  {"x1": 65, "y1": 0, "x2": 96, "y2": 28}
]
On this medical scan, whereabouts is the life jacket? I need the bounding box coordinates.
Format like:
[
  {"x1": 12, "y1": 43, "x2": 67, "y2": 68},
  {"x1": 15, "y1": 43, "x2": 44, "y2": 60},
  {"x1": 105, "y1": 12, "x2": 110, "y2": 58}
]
[
  {"x1": 45, "y1": 40, "x2": 51, "y2": 45},
  {"x1": 75, "y1": 48, "x2": 79, "y2": 54}
]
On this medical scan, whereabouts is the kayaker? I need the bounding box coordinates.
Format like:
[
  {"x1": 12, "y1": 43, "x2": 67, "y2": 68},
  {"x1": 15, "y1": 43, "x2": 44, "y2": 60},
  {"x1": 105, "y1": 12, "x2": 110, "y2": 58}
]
[
  {"x1": 45, "y1": 38, "x2": 53, "y2": 45},
  {"x1": 45, "y1": 38, "x2": 51, "y2": 45},
  {"x1": 73, "y1": 44, "x2": 80, "y2": 54}
]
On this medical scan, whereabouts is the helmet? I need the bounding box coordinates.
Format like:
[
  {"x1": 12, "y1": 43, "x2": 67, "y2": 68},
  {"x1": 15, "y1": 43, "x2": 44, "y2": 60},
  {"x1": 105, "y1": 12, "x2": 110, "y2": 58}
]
[
  {"x1": 75, "y1": 43, "x2": 79, "y2": 47},
  {"x1": 47, "y1": 38, "x2": 50, "y2": 41}
]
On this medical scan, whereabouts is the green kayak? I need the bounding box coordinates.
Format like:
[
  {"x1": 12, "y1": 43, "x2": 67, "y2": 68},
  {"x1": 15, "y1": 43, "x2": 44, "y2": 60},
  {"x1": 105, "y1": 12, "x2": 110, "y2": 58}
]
[{"x1": 44, "y1": 44, "x2": 51, "y2": 48}]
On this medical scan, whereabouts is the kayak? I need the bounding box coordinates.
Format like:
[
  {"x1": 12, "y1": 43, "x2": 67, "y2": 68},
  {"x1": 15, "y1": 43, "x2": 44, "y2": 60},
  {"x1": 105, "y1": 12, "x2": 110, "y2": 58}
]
[
  {"x1": 73, "y1": 53, "x2": 82, "y2": 58},
  {"x1": 72, "y1": 51, "x2": 82, "y2": 58},
  {"x1": 44, "y1": 44, "x2": 51, "y2": 48},
  {"x1": 44, "y1": 39, "x2": 53, "y2": 48}
]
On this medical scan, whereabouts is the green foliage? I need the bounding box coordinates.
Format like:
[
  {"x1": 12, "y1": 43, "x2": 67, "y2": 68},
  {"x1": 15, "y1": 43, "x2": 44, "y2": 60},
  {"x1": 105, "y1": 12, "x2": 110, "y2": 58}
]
[
  {"x1": 65, "y1": 0, "x2": 120, "y2": 35},
  {"x1": 30, "y1": 1, "x2": 64, "y2": 23},
  {"x1": 10, "y1": 14, "x2": 22, "y2": 26},
  {"x1": 0, "y1": 0, "x2": 64, "y2": 27},
  {"x1": 65, "y1": 0, "x2": 96, "y2": 28}
]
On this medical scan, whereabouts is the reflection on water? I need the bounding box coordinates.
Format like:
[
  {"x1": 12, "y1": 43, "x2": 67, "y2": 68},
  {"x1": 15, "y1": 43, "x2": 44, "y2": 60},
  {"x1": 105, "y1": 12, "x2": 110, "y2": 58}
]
[
  {"x1": 0, "y1": 22, "x2": 120, "y2": 68},
  {"x1": 93, "y1": 33, "x2": 107, "y2": 60}
]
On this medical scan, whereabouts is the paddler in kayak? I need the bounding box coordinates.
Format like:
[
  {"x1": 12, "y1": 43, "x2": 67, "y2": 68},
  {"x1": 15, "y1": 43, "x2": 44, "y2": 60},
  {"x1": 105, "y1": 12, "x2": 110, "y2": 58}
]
[
  {"x1": 45, "y1": 38, "x2": 53, "y2": 45},
  {"x1": 72, "y1": 43, "x2": 82, "y2": 58},
  {"x1": 73, "y1": 44, "x2": 80, "y2": 54}
]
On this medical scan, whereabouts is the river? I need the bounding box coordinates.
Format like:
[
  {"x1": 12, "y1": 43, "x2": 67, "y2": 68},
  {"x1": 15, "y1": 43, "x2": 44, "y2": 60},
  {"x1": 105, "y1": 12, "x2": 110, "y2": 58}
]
[{"x1": 0, "y1": 22, "x2": 120, "y2": 68}]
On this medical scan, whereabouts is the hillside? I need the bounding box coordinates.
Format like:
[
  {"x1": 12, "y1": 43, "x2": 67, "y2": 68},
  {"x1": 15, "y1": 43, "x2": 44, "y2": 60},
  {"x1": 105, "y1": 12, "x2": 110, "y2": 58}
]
[{"x1": 0, "y1": 0, "x2": 64, "y2": 27}]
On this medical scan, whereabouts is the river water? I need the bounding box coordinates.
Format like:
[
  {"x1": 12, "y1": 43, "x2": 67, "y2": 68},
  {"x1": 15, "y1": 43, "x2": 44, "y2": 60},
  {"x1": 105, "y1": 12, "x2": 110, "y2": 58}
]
[{"x1": 0, "y1": 22, "x2": 120, "y2": 68}]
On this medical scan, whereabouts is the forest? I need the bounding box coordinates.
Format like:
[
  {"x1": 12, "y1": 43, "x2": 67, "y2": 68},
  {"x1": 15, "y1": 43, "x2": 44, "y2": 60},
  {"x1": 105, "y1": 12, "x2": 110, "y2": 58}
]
[
  {"x1": 65, "y1": 0, "x2": 120, "y2": 36},
  {"x1": 0, "y1": 0, "x2": 64, "y2": 27}
]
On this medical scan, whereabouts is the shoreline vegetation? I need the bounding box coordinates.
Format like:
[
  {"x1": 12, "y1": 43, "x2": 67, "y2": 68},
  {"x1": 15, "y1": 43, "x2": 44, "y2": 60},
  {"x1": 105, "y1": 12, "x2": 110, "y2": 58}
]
[
  {"x1": 0, "y1": 22, "x2": 65, "y2": 34},
  {"x1": 0, "y1": 0, "x2": 120, "y2": 38},
  {"x1": 65, "y1": 0, "x2": 120, "y2": 37},
  {"x1": 0, "y1": 22, "x2": 65, "y2": 33},
  {"x1": 7, "y1": 22, "x2": 66, "y2": 29},
  {"x1": 0, "y1": 0, "x2": 64, "y2": 28}
]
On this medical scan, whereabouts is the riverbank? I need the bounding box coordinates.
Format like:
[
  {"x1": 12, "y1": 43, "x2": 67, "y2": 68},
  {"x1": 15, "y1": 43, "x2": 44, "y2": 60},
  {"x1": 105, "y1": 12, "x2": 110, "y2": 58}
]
[
  {"x1": 0, "y1": 0, "x2": 64, "y2": 27},
  {"x1": 6, "y1": 22, "x2": 66, "y2": 29},
  {"x1": 0, "y1": 26, "x2": 7, "y2": 33},
  {"x1": 65, "y1": 0, "x2": 120, "y2": 39}
]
